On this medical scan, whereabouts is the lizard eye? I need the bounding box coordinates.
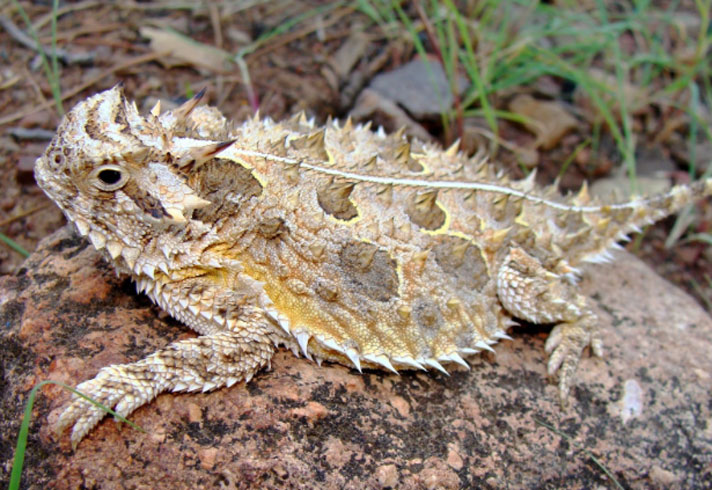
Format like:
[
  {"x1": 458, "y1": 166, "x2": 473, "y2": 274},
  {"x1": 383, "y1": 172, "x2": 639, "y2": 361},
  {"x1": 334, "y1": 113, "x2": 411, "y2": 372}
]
[{"x1": 92, "y1": 165, "x2": 128, "y2": 191}]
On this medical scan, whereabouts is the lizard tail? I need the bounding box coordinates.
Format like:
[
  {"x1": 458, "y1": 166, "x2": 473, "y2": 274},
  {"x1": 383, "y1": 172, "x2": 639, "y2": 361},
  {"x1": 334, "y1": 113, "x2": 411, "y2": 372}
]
[{"x1": 559, "y1": 178, "x2": 711, "y2": 267}]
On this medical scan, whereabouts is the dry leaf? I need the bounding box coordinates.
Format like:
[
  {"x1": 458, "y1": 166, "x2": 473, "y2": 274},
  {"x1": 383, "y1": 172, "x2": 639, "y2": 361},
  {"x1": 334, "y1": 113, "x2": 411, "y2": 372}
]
[
  {"x1": 508, "y1": 94, "x2": 578, "y2": 150},
  {"x1": 328, "y1": 31, "x2": 369, "y2": 80},
  {"x1": 139, "y1": 26, "x2": 231, "y2": 73}
]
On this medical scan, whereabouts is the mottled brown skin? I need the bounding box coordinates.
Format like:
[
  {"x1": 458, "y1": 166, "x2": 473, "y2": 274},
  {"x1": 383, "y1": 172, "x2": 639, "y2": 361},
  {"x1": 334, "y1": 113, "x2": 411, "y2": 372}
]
[{"x1": 34, "y1": 86, "x2": 712, "y2": 447}]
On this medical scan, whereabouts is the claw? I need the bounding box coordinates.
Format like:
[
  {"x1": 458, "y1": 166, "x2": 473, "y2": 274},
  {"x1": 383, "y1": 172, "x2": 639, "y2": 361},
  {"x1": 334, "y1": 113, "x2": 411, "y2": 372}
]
[{"x1": 544, "y1": 313, "x2": 601, "y2": 405}]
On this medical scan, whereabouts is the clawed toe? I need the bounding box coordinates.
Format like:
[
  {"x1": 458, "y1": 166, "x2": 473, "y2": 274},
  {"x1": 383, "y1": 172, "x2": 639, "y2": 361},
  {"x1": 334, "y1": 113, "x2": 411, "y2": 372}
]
[
  {"x1": 54, "y1": 367, "x2": 143, "y2": 447},
  {"x1": 543, "y1": 314, "x2": 602, "y2": 404}
]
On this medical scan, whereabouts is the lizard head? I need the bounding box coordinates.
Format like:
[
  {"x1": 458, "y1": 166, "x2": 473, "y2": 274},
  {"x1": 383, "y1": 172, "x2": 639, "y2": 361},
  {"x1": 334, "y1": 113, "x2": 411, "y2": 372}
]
[{"x1": 35, "y1": 85, "x2": 234, "y2": 260}]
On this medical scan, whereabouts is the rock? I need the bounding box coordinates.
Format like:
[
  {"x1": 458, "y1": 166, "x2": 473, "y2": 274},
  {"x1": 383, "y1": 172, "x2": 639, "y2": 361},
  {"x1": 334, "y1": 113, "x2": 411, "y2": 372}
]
[
  {"x1": 368, "y1": 59, "x2": 469, "y2": 120},
  {"x1": 1, "y1": 226, "x2": 711, "y2": 488},
  {"x1": 350, "y1": 88, "x2": 434, "y2": 142}
]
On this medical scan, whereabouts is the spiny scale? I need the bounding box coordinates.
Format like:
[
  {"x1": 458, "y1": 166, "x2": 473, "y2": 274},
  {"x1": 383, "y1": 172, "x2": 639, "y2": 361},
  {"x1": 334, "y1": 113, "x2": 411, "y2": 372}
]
[{"x1": 34, "y1": 85, "x2": 712, "y2": 447}]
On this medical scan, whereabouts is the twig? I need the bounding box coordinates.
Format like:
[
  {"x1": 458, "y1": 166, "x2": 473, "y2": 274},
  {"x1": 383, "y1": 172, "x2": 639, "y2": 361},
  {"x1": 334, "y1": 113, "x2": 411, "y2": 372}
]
[
  {"x1": 40, "y1": 23, "x2": 127, "y2": 43},
  {"x1": 31, "y1": 0, "x2": 102, "y2": 31},
  {"x1": 0, "y1": 51, "x2": 169, "y2": 126},
  {"x1": 0, "y1": 204, "x2": 50, "y2": 227},
  {"x1": 0, "y1": 14, "x2": 95, "y2": 65},
  {"x1": 7, "y1": 127, "x2": 55, "y2": 141},
  {"x1": 247, "y1": 5, "x2": 353, "y2": 60}
]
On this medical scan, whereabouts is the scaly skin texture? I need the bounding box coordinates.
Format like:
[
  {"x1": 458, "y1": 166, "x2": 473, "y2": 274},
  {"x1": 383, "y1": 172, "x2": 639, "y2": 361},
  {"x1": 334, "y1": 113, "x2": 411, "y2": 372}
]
[{"x1": 35, "y1": 86, "x2": 712, "y2": 447}]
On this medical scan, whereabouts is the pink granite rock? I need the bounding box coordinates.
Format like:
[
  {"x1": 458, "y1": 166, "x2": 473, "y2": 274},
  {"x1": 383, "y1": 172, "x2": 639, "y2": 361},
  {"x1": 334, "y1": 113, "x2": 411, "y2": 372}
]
[{"x1": 1, "y1": 226, "x2": 711, "y2": 488}]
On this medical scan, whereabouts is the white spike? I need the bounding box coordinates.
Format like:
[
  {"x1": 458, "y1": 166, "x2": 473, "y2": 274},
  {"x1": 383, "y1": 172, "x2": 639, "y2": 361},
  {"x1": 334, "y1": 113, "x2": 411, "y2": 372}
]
[
  {"x1": 424, "y1": 359, "x2": 449, "y2": 375},
  {"x1": 178, "y1": 297, "x2": 189, "y2": 309},
  {"x1": 173, "y1": 382, "x2": 188, "y2": 392},
  {"x1": 563, "y1": 272, "x2": 580, "y2": 284},
  {"x1": 445, "y1": 138, "x2": 460, "y2": 157},
  {"x1": 202, "y1": 382, "x2": 217, "y2": 392},
  {"x1": 106, "y1": 240, "x2": 123, "y2": 259},
  {"x1": 441, "y1": 352, "x2": 470, "y2": 370},
  {"x1": 277, "y1": 315, "x2": 291, "y2": 334},
  {"x1": 200, "y1": 309, "x2": 213, "y2": 321},
  {"x1": 142, "y1": 264, "x2": 155, "y2": 279},
  {"x1": 376, "y1": 125, "x2": 386, "y2": 138},
  {"x1": 459, "y1": 347, "x2": 480, "y2": 355},
  {"x1": 295, "y1": 332, "x2": 311, "y2": 359},
  {"x1": 188, "y1": 304, "x2": 199, "y2": 316},
  {"x1": 165, "y1": 207, "x2": 186, "y2": 223},
  {"x1": 150, "y1": 99, "x2": 161, "y2": 116},
  {"x1": 475, "y1": 340, "x2": 495, "y2": 353},
  {"x1": 74, "y1": 219, "x2": 90, "y2": 236},
  {"x1": 320, "y1": 337, "x2": 345, "y2": 354},
  {"x1": 88, "y1": 230, "x2": 106, "y2": 249},
  {"x1": 225, "y1": 377, "x2": 239, "y2": 388},
  {"x1": 182, "y1": 194, "x2": 211, "y2": 210},
  {"x1": 583, "y1": 252, "x2": 612, "y2": 264},
  {"x1": 393, "y1": 356, "x2": 427, "y2": 371},
  {"x1": 315, "y1": 357, "x2": 323, "y2": 367},
  {"x1": 157, "y1": 261, "x2": 170, "y2": 274},
  {"x1": 364, "y1": 354, "x2": 398, "y2": 374},
  {"x1": 521, "y1": 168, "x2": 538, "y2": 191},
  {"x1": 122, "y1": 247, "x2": 140, "y2": 269},
  {"x1": 161, "y1": 245, "x2": 172, "y2": 259},
  {"x1": 493, "y1": 331, "x2": 513, "y2": 340},
  {"x1": 345, "y1": 349, "x2": 362, "y2": 372}
]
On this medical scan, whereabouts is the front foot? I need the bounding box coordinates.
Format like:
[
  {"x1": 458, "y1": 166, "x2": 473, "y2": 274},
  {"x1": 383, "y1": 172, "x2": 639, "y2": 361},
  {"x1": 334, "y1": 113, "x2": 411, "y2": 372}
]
[
  {"x1": 55, "y1": 330, "x2": 275, "y2": 448},
  {"x1": 55, "y1": 364, "x2": 167, "y2": 448},
  {"x1": 544, "y1": 312, "x2": 603, "y2": 403}
]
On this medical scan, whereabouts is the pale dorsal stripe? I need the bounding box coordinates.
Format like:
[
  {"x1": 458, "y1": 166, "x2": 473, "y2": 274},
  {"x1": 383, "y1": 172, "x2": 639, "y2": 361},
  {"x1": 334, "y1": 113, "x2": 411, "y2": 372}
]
[{"x1": 232, "y1": 148, "x2": 647, "y2": 214}]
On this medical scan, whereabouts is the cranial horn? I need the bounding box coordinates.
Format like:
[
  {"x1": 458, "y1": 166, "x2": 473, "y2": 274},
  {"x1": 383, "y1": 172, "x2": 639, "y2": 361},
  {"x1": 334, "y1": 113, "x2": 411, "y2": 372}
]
[
  {"x1": 176, "y1": 139, "x2": 237, "y2": 170},
  {"x1": 173, "y1": 87, "x2": 207, "y2": 122}
]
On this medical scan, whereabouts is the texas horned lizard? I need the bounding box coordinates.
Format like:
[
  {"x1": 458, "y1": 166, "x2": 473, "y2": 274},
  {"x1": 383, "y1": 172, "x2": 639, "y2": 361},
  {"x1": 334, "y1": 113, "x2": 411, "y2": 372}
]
[{"x1": 35, "y1": 85, "x2": 711, "y2": 447}]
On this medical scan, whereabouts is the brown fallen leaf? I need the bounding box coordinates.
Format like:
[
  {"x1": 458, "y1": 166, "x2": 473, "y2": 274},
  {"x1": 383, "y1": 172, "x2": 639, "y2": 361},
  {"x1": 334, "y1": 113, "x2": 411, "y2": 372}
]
[
  {"x1": 328, "y1": 30, "x2": 369, "y2": 81},
  {"x1": 139, "y1": 26, "x2": 232, "y2": 73},
  {"x1": 508, "y1": 94, "x2": 578, "y2": 150}
]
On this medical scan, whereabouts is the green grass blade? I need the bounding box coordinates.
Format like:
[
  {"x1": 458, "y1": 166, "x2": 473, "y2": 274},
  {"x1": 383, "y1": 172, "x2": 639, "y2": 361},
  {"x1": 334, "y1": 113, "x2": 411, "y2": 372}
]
[
  {"x1": 0, "y1": 232, "x2": 29, "y2": 258},
  {"x1": 8, "y1": 380, "x2": 146, "y2": 490},
  {"x1": 10, "y1": 0, "x2": 64, "y2": 116},
  {"x1": 534, "y1": 417, "x2": 624, "y2": 490}
]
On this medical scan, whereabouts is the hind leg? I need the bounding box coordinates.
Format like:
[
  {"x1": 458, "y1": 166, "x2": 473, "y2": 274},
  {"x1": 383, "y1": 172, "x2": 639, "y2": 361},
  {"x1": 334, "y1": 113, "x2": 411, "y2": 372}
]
[{"x1": 496, "y1": 247, "x2": 603, "y2": 401}]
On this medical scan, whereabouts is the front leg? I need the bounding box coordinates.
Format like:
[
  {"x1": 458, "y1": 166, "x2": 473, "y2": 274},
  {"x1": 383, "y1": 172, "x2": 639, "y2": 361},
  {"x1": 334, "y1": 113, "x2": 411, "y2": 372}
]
[
  {"x1": 56, "y1": 307, "x2": 276, "y2": 448},
  {"x1": 496, "y1": 247, "x2": 603, "y2": 402}
]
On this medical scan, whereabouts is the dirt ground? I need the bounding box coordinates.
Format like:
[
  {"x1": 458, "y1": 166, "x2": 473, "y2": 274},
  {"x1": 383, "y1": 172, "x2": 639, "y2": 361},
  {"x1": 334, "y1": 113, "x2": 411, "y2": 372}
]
[{"x1": 0, "y1": 1, "x2": 710, "y2": 311}]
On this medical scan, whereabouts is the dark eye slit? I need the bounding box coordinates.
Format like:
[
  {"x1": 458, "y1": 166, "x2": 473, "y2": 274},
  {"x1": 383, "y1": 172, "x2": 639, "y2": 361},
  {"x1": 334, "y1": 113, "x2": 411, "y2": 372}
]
[{"x1": 98, "y1": 169, "x2": 122, "y2": 185}]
